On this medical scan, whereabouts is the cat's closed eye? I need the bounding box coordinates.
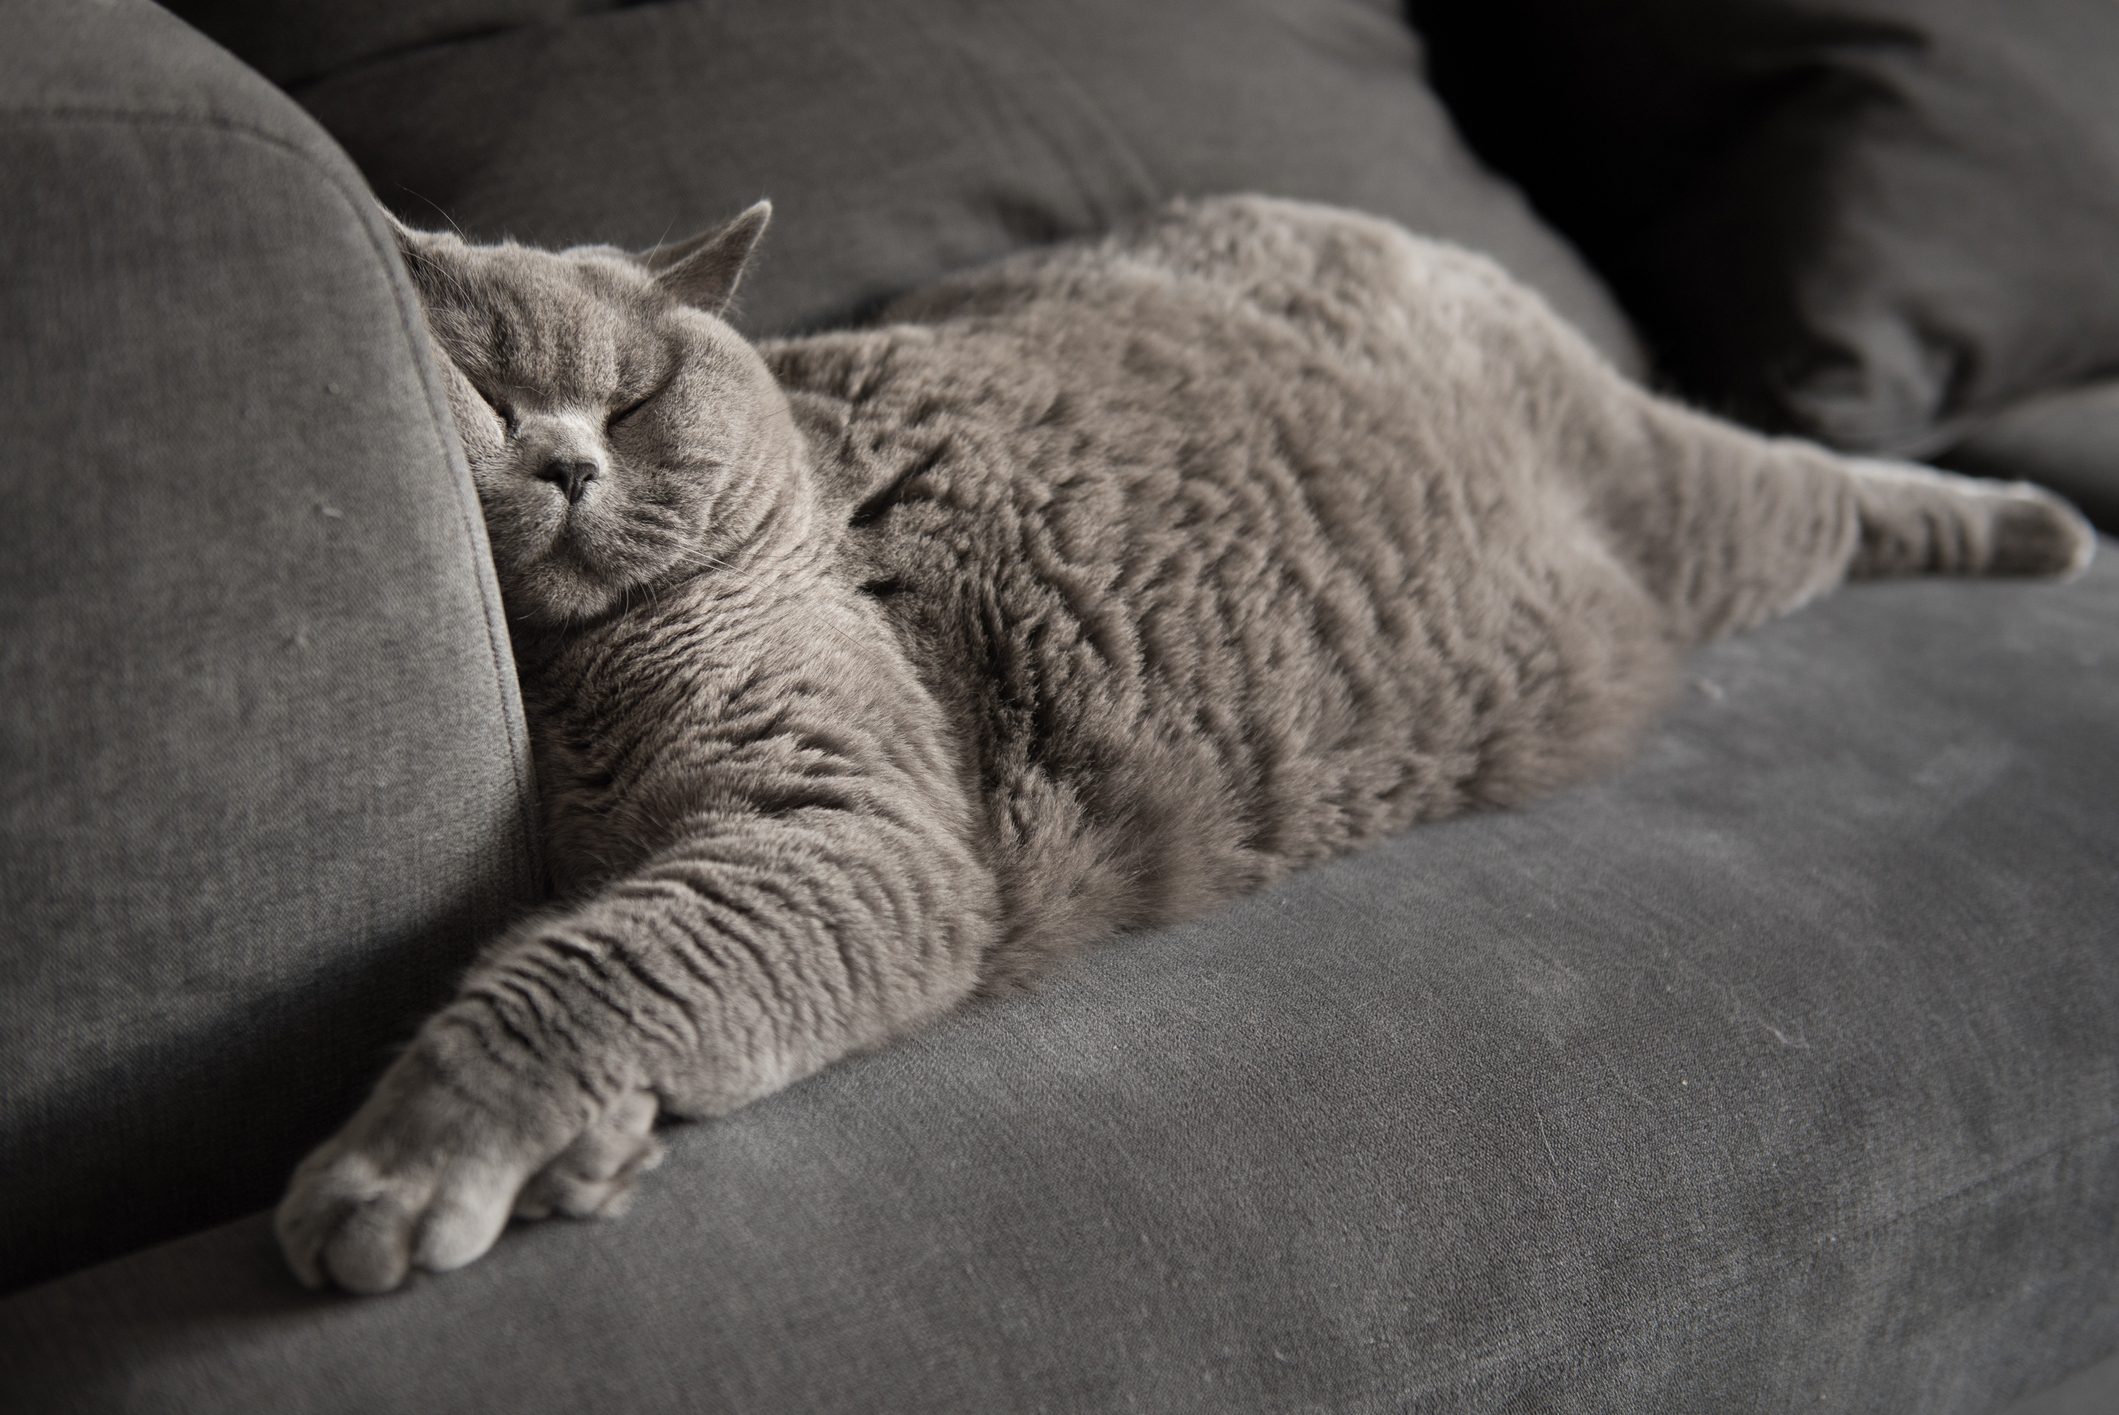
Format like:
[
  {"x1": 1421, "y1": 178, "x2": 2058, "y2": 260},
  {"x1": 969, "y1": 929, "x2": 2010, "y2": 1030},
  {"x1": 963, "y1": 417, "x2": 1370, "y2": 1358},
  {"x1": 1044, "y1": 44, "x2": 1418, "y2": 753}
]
[
  {"x1": 476, "y1": 386, "x2": 518, "y2": 435},
  {"x1": 607, "y1": 391, "x2": 656, "y2": 431}
]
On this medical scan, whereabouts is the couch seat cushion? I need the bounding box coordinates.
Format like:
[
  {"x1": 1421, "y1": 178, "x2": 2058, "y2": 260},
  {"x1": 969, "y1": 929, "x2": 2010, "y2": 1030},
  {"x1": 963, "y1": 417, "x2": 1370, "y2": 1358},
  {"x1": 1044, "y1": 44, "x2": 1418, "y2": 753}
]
[{"x1": 4, "y1": 553, "x2": 2113, "y2": 1412}]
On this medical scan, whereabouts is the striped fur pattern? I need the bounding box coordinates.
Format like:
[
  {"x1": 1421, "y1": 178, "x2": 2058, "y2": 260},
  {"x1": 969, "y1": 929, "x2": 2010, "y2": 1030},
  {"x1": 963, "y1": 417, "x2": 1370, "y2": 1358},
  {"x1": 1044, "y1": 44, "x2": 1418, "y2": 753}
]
[{"x1": 277, "y1": 196, "x2": 2093, "y2": 1293}]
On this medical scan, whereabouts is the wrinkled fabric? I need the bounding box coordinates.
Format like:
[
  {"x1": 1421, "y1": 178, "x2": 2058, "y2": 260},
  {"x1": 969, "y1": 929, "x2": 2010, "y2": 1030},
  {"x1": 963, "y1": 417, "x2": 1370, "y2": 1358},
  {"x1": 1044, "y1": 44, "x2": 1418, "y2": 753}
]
[{"x1": 166, "y1": 0, "x2": 619, "y2": 88}]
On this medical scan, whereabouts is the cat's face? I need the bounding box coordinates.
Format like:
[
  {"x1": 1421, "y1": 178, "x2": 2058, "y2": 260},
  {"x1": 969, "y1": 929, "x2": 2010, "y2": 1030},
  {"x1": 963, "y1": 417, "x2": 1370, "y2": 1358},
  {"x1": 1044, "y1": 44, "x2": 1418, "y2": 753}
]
[{"x1": 394, "y1": 205, "x2": 793, "y2": 627}]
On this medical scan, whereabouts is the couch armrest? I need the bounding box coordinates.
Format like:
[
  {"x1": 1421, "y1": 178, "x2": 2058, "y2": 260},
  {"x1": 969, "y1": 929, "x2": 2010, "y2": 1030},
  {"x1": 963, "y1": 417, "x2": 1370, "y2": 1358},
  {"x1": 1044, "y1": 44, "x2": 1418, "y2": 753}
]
[{"x1": 0, "y1": 0, "x2": 542, "y2": 1291}]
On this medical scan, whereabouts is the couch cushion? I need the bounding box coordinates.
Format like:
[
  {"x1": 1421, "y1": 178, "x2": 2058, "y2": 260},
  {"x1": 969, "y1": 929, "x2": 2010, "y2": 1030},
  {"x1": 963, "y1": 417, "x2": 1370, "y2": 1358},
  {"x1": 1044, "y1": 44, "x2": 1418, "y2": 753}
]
[
  {"x1": 1413, "y1": 0, "x2": 2119, "y2": 456},
  {"x1": 3, "y1": 552, "x2": 2113, "y2": 1411},
  {"x1": 270, "y1": 0, "x2": 1641, "y2": 369},
  {"x1": 0, "y1": 0, "x2": 542, "y2": 1291}
]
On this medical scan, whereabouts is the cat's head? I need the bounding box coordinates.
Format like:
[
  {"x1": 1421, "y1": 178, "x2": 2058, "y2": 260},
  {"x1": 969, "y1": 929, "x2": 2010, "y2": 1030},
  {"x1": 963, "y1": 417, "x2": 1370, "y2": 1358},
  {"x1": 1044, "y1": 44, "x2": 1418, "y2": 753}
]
[{"x1": 390, "y1": 202, "x2": 799, "y2": 627}]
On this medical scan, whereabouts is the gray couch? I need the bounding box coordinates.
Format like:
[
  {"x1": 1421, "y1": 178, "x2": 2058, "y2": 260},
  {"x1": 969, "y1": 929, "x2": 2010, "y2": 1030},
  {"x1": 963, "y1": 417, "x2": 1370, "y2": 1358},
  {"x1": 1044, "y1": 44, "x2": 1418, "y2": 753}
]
[{"x1": 2, "y1": 1, "x2": 2114, "y2": 1410}]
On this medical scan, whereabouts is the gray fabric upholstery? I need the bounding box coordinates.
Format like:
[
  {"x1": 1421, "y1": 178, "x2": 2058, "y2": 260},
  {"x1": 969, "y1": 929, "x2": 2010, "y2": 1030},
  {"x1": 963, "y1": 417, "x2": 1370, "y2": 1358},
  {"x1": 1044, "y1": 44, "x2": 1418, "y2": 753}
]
[
  {"x1": 2010, "y1": 1352, "x2": 2119, "y2": 1415},
  {"x1": 278, "y1": 0, "x2": 1644, "y2": 371},
  {"x1": 0, "y1": 0, "x2": 542, "y2": 1292},
  {"x1": 4, "y1": 553, "x2": 2114, "y2": 1412}
]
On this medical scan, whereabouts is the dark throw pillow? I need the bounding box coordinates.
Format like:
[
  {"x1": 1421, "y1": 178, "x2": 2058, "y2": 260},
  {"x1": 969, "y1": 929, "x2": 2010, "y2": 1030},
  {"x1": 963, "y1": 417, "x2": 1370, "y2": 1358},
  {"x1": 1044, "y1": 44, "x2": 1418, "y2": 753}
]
[{"x1": 1414, "y1": 0, "x2": 2119, "y2": 455}]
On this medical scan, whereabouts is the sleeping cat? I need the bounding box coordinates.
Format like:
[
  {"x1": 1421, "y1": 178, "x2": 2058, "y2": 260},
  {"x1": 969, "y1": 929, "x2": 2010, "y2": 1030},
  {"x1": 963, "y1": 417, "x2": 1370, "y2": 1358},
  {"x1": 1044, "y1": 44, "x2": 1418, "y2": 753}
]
[{"x1": 276, "y1": 195, "x2": 2092, "y2": 1293}]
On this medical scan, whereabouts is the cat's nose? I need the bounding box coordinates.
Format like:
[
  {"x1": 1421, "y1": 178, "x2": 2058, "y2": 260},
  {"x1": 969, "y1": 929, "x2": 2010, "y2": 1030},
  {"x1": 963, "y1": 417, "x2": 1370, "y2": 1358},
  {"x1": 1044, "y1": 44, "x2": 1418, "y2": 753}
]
[{"x1": 538, "y1": 457, "x2": 601, "y2": 504}]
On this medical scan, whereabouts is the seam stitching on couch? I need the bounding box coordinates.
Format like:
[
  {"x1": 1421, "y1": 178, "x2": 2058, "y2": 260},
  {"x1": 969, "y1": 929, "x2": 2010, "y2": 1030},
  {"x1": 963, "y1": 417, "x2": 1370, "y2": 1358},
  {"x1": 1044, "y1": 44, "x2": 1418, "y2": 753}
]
[
  {"x1": 0, "y1": 104, "x2": 545, "y2": 888},
  {"x1": 1417, "y1": 1113, "x2": 2119, "y2": 1398}
]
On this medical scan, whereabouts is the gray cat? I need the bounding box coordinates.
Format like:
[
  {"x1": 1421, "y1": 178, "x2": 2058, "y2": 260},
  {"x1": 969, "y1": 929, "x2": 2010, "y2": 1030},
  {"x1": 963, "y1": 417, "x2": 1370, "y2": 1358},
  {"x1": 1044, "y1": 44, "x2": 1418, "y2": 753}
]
[{"x1": 276, "y1": 195, "x2": 2092, "y2": 1294}]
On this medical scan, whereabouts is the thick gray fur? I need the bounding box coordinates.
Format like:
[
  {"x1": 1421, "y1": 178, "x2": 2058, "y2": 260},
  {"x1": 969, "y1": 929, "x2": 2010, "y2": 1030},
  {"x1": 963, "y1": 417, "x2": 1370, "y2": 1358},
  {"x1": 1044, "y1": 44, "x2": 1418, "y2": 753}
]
[{"x1": 277, "y1": 196, "x2": 2093, "y2": 1294}]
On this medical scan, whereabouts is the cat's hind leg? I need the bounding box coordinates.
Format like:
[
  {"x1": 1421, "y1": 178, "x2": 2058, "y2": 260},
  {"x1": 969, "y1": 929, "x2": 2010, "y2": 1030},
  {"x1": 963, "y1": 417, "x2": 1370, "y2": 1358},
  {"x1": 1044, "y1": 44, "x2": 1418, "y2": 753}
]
[
  {"x1": 1588, "y1": 398, "x2": 2095, "y2": 645},
  {"x1": 1338, "y1": 216, "x2": 2099, "y2": 644},
  {"x1": 1837, "y1": 457, "x2": 2095, "y2": 582}
]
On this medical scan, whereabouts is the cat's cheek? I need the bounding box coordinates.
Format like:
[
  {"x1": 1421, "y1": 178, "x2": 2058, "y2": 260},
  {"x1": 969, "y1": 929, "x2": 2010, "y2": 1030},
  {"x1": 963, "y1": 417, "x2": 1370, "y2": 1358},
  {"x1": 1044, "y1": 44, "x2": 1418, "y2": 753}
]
[
  {"x1": 456, "y1": 409, "x2": 506, "y2": 460},
  {"x1": 479, "y1": 424, "x2": 508, "y2": 458},
  {"x1": 431, "y1": 354, "x2": 507, "y2": 457}
]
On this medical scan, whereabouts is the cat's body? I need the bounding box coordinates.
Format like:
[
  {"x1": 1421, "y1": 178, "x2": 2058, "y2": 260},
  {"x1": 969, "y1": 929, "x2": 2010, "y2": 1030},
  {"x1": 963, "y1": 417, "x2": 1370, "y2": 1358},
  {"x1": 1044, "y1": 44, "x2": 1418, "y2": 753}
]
[{"x1": 278, "y1": 196, "x2": 2091, "y2": 1293}]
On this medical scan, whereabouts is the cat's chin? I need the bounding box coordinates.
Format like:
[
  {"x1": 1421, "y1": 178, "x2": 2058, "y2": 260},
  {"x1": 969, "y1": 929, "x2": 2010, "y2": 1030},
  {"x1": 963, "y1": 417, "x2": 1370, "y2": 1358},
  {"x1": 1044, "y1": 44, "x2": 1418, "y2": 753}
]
[
  {"x1": 502, "y1": 554, "x2": 632, "y2": 629},
  {"x1": 505, "y1": 520, "x2": 708, "y2": 628}
]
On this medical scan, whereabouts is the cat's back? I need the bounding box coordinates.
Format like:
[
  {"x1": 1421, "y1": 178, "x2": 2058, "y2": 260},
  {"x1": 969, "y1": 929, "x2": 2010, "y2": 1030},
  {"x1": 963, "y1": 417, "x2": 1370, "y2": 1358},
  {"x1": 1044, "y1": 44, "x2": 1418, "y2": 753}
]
[
  {"x1": 878, "y1": 194, "x2": 1536, "y2": 371},
  {"x1": 769, "y1": 198, "x2": 1570, "y2": 552}
]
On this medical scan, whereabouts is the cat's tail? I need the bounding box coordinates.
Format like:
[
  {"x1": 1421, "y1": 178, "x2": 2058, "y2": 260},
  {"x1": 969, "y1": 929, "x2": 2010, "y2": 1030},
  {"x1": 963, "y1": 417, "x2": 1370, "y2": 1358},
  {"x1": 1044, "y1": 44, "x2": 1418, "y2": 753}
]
[{"x1": 1587, "y1": 396, "x2": 2096, "y2": 646}]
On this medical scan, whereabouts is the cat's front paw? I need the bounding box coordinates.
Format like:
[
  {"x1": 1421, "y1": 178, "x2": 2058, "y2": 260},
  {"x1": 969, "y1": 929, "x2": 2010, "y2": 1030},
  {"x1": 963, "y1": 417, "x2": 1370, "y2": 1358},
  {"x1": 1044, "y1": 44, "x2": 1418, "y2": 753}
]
[{"x1": 275, "y1": 1034, "x2": 663, "y2": 1294}]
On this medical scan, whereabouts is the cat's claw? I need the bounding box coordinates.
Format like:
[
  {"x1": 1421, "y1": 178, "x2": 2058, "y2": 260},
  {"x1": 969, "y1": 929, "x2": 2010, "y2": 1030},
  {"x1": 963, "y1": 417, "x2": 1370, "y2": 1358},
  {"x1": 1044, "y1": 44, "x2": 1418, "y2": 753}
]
[{"x1": 275, "y1": 1044, "x2": 663, "y2": 1294}]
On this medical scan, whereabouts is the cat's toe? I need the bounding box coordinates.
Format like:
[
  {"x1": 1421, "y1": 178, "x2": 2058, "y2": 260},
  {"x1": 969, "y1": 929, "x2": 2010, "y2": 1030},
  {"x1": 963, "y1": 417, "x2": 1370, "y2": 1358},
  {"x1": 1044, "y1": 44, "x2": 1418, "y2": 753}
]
[
  {"x1": 514, "y1": 1088, "x2": 664, "y2": 1222},
  {"x1": 276, "y1": 1151, "x2": 425, "y2": 1294},
  {"x1": 276, "y1": 1140, "x2": 523, "y2": 1295},
  {"x1": 1990, "y1": 484, "x2": 2096, "y2": 578},
  {"x1": 319, "y1": 1189, "x2": 421, "y2": 1295},
  {"x1": 274, "y1": 1154, "x2": 364, "y2": 1291}
]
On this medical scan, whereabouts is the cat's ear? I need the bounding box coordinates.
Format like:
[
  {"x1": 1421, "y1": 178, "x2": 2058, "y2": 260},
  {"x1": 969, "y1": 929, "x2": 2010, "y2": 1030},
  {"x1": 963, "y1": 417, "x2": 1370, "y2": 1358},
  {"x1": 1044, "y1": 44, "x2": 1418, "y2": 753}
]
[
  {"x1": 378, "y1": 201, "x2": 453, "y2": 276},
  {"x1": 378, "y1": 201, "x2": 449, "y2": 254},
  {"x1": 376, "y1": 200, "x2": 418, "y2": 243},
  {"x1": 643, "y1": 201, "x2": 771, "y2": 316}
]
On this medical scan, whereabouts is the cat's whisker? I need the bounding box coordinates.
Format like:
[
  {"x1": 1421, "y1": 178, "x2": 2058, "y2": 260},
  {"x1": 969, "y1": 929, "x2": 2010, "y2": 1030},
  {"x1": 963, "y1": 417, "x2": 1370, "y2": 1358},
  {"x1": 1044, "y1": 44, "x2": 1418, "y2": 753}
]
[{"x1": 401, "y1": 187, "x2": 469, "y2": 244}]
